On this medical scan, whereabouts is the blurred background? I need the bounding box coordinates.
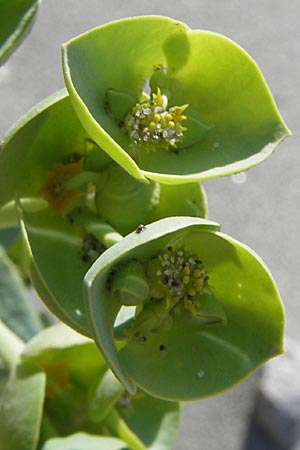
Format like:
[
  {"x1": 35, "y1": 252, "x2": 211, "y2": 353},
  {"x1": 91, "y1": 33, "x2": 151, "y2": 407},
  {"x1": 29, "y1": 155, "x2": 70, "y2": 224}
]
[{"x1": 1, "y1": 1, "x2": 299, "y2": 449}]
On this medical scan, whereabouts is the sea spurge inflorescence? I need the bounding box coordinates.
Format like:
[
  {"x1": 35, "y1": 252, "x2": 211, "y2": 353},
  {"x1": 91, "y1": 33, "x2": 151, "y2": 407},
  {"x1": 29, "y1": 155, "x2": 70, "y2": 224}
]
[
  {"x1": 115, "y1": 247, "x2": 217, "y2": 340},
  {"x1": 62, "y1": 16, "x2": 290, "y2": 183},
  {"x1": 83, "y1": 217, "x2": 285, "y2": 400},
  {"x1": 126, "y1": 88, "x2": 188, "y2": 152}
]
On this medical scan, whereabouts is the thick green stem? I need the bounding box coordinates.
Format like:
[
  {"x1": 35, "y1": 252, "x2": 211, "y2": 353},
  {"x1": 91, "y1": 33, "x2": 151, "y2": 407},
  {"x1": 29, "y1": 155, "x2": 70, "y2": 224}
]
[
  {"x1": 73, "y1": 210, "x2": 123, "y2": 247},
  {"x1": 103, "y1": 407, "x2": 146, "y2": 450},
  {"x1": 62, "y1": 171, "x2": 102, "y2": 190},
  {"x1": 85, "y1": 222, "x2": 123, "y2": 248}
]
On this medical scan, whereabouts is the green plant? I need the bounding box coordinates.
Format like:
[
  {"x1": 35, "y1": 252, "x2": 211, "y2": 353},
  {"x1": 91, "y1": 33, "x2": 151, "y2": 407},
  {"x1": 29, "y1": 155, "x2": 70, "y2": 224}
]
[{"x1": 0, "y1": 14, "x2": 290, "y2": 450}]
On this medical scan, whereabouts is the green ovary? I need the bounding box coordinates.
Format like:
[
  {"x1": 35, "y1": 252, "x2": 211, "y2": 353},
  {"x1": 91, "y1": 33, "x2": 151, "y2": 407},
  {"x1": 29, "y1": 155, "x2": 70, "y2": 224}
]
[{"x1": 125, "y1": 88, "x2": 188, "y2": 152}]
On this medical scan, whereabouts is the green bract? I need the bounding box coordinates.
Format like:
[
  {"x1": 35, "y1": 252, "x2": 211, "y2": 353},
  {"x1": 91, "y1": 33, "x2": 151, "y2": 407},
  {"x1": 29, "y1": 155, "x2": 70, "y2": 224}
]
[
  {"x1": 62, "y1": 16, "x2": 290, "y2": 184},
  {"x1": 84, "y1": 217, "x2": 284, "y2": 400},
  {"x1": 0, "y1": 0, "x2": 40, "y2": 64}
]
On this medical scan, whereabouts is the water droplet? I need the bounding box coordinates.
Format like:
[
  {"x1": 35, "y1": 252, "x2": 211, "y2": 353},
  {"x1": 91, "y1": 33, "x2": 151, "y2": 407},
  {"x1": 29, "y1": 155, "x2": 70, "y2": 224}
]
[
  {"x1": 197, "y1": 370, "x2": 205, "y2": 379},
  {"x1": 231, "y1": 172, "x2": 247, "y2": 184},
  {"x1": 75, "y1": 309, "x2": 82, "y2": 316}
]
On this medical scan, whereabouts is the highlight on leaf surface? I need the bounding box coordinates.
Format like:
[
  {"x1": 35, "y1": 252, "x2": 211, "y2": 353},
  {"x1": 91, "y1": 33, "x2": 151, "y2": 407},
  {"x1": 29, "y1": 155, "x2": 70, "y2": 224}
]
[
  {"x1": 62, "y1": 15, "x2": 290, "y2": 184},
  {"x1": 84, "y1": 216, "x2": 284, "y2": 400}
]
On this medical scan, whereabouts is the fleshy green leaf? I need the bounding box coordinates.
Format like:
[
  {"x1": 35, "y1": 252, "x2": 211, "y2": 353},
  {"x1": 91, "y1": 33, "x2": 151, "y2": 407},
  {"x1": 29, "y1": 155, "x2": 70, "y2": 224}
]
[
  {"x1": 22, "y1": 323, "x2": 105, "y2": 388},
  {"x1": 22, "y1": 324, "x2": 108, "y2": 438},
  {"x1": 62, "y1": 16, "x2": 290, "y2": 184},
  {"x1": 0, "y1": 0, "x2": 39, "y2": 64},
  {"x1": 41, "y1": 432, "x2": 126, "y2": 450},
  {"x1": 0, "y1": 361, "x2": 45, "y2": 450},
  {"x1": 89, "y1": 369, "x2": 124, "y2": 423},
  {"x1": 118, "y1": 393, "x2": 180, "y2": 450},
  {"x1": 84, "y1": 216, "x2": 284, "y2": 400},
  {"x1": 0, "y1": 245, "x2": 42, "y2": 341},
  {"x1": 18, "y1": 206, "x2": 94, "y2": 336}
]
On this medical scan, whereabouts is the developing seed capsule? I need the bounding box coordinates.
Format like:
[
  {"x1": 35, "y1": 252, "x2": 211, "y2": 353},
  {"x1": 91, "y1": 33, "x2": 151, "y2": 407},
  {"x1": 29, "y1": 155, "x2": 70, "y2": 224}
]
[{"x1": 111, "y1": 260, "x2": 150, "y2": 306}]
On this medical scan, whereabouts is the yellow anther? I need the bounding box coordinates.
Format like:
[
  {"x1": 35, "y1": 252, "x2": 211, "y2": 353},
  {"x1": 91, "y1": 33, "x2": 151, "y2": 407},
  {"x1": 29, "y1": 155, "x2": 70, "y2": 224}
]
[
  {"x1": 188, "y1": 287, "x2": 196, "y2": 297},
  {"x1": 183, "y1": 266, "x2": 191, "y2": 275},
  {"x1": 182, "y1": 275, "x2": 190, "y2": 285},
  {"x1": 194, "y1": 279, "x2": 204, "y2": 291},
  {"x1": 126, "y1": 88, "x2": 188, "y2": 151},
  {"x1": 194, "y1": 269, "x2": 203, "y2": 278}
]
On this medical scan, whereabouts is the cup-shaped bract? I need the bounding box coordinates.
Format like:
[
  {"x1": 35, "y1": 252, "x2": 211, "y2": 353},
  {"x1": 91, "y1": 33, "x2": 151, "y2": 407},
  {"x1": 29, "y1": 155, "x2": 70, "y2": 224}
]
[
  {"x1": 62, "y1": 16, "x2": 290, "y2": 184},
  {"x1": 84, "y1": 217, "x2": 284, "y2": 400}
]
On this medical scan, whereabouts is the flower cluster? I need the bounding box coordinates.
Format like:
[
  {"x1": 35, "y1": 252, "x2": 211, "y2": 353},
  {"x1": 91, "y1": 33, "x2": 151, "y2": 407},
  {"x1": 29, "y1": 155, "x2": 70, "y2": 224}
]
[{"x1": 126, "y1": 88, "x2": 187, "y2": 152}]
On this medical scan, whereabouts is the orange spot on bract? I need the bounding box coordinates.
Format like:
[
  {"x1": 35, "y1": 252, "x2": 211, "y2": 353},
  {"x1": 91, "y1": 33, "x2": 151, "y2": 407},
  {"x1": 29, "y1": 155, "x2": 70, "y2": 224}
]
[
  {"x1": 41, "y1": 162, "x2": 82, "y2": 214},
  {"x1": 43, "y1": 361, "x2": 71, "y2": 398}
]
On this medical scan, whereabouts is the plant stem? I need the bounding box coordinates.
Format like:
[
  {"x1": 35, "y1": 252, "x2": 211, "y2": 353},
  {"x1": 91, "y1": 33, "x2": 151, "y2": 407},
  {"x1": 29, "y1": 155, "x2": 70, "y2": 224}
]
[
  {"x1": 85, "y1": 221, "x2": 123, "y2": 248},
  {"x1": 63, "y1": 171, "x2": 102, "y2": 190},
  {"x1": 103, "y1": 407, "x2": 146, "y2": 450}
]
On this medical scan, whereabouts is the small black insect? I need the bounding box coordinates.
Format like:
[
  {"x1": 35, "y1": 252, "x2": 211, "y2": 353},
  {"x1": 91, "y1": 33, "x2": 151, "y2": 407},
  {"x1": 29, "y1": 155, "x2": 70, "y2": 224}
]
[
  {"x1": 136, "y1": 224, "x2": 146, "y2": 234},
  {"x1": 159, "y1": 344, "x2": 166, "y2": 351}
]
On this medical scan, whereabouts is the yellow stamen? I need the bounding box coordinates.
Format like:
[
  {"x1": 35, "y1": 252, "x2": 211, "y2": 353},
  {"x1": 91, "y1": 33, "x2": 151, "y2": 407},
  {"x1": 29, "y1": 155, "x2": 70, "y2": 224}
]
[{"x1": 126, "y1": 88, "x2": 188, "y2": 152}]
